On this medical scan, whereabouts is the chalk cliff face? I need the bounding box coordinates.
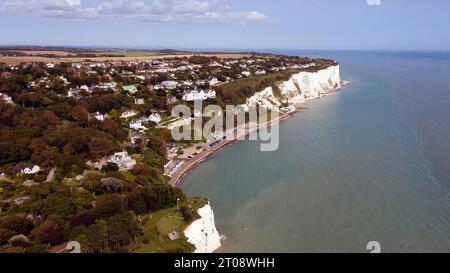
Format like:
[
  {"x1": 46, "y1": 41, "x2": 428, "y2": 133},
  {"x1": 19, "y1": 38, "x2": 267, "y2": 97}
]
[
  {"x1": 184, "y1": 202, "x2": 221, "y2": 253},
  {"x1": 245, "y1": 65, "x2": 342, "y2": 111}
]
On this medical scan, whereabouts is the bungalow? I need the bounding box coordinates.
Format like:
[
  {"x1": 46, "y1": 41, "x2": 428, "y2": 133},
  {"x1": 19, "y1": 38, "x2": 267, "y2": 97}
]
[
  {"x1": 0, "y1": 93, "x2": 13, "y2": 104},
  {"x1": 161, "y1": 81, "x2": 178, "y2": 90},
  {"x1": 120, "y1": 110, "x2": 138, "y2": 119},
  {"x1": 23, "y1": 165, "x2": 41, "y2": 175},
  {"x1": 182, "y1": 89, "x2": 216, "y2": 101},
  {"x1": 129, "y1": 113, "x2": 161, "y2": 131},
  {"x1": 242, "y1": 71, "x2": 251, "y2": 77},
  {"x1": 123, "y1": 85, "x2": 138, "y2": 95},
  {"x1": 108, "y1": 151, "x2": 136, "y2": 171},
  {"x1": 67, "y1": 89, "x2": 86, "y2": 99},
  {"x1": 209, "y1": 77, "x2": 220, "y2": 86},
  {"x1": 13, "y1": 163, "x2": 41, "y2": 175},
  {"x1": 149, "y1": 113, "x2": 161, "y2": 124},
  {"x1": 196, "y1": 80, "x2": 206, "y2": 86},
  {"x1": 90, "y1": 112, "x2": 106, "y2": 122},
  {"x1": 129, "y1": 118, "x2": 147, "y2": 131},
  {"x1": 58, "y1": 76, "x2": 70, "y2": 85},
  {"x1": 135, "y1": 98, "x2": 145, "y2": 105},
  {"x1": 93, "y1": 82, "x2": 117, "y2": 91},
  {"x1": 182, "y1": 80, "x2": 194, "y2": 87},
  {"x1": 255, "y1": 70, "x2": 266, "y2": 75}
]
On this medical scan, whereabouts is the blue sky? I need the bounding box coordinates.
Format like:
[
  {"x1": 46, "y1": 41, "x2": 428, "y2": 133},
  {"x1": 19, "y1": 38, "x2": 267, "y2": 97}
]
[{"x1": 0, "y1": 0, "x2": 449, "y2": 50}]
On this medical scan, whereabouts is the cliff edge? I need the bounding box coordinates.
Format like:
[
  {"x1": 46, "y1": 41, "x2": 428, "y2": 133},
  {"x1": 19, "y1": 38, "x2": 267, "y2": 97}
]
[
  {"x1": 245, "y1": 65, "x2": 342, "y2": 111},
  {"x1": 184, "y1": 202, "x2": 221, "y2": 253}
]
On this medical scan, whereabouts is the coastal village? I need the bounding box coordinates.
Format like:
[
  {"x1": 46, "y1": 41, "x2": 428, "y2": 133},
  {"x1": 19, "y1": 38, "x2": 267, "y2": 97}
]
[{"x1": 0, "y1": 50, "x2": 339, "y2": 253}]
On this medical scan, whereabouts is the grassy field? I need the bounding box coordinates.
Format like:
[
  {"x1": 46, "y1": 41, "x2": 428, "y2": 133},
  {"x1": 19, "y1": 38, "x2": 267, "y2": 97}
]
[
  {"x1": 0, "y1": 50, "x2": 251, "y2": 65},
  {"x1": 64, "y1": 53, "x2": 251, "y2": 63},
  {"x1": 130, "y1": 197, "x2": 208, "y2": 253},
  {"x1": 80, "y1": 51, "x2": 166, "y2": 57},
  {"x1": 0, "y1": 56, "x2": 58, "y2": 65}
]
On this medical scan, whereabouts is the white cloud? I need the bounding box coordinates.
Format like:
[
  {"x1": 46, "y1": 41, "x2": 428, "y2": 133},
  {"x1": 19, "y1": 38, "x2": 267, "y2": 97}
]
[
  {"x1": 0, "y1": 0, "x2": 271, "y2": 24},
  {"x1": 367, "y1": 0, "x2": 382, "y2": 6}
]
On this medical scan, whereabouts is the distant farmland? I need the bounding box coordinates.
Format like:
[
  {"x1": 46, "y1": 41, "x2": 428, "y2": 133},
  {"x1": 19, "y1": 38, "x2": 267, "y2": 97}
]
[{"x1": 0, "y1": 48, "x2": 252, "y2": 65}]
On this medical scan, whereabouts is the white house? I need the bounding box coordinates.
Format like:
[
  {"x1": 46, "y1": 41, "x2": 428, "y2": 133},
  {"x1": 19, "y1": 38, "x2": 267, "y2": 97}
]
[
  {"x1": 58, "y1": 76, "x2": 70, "y2": 85},
  {"x1": 149, "y1": 113, "x2": 161, "y2": 124},
  {"x1": 209, "y1": 77, "x2": 220, "y2": 86},
  {"x1": 123, "y1": 85, "x2": 138, "y2": 95},
  {"x1": 161, "y1": 81, "x2": 178, "y2": 90},
  {"x1": 129, "y1": 113, "x2": 161, "y2": 131},
  {"x1": 67, "y1": 88, "x2": 85, "y2": 99},
  {"x1": 242, "y1": 71, "x2": 251, "y2": 77},
  {"x1": 255, "y1": 70, "x2": 266, "y2": 75},
  {"x1": 135, "y1": 98, "x2": 145, "y2": 105},
  {"x1": 182, "y1": 80, "x2": 194, "y2": 87},
  {"x1": 0, "y1": 93, "x2": 13, "y2": 104},
  {"x1": 94, "y1": 82, "x2": 117, "y2": 91},
  {"x1": 120, "y1": 110, "x2": 138, "y2": 119},
  {"x1": 182, "y1": 89, "x2": 216, "y2": 101},
  {"x1": 108, "y1": 151, "x2": 136, "y2": 171},
  {"x1": 129, "y1": 119, "x2": 147, "y2": 131},
  {"x1": 91, "y1": 112, "x2": 106, "y2": 121},
  {"x1": 22, "y1": 165, "x2": 41, "y2": 175},
  {"x1": 80, "y1": 85, "x2": 90, "y2": 92}
]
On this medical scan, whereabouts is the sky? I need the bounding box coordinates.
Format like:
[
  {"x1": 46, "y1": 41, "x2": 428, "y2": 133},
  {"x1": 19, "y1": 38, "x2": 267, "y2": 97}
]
[{"x1": 0, "y1": 0, "x2": 449, "y2": 50}]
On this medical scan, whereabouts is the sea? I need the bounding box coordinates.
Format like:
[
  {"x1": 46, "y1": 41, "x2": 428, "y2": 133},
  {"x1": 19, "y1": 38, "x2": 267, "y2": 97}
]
[{"x1": 179, "y1": 50, "x2": 450, "y2": 253}]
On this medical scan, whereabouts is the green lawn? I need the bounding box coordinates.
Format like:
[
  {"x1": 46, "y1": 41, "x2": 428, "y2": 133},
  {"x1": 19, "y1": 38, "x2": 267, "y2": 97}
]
[
  {"x1": 130, "y1": 198, "x2": 208, "y2": 253},
  {"x1": 81, "y1": 50, "x2": 188, "y2": 57},
  {"x1": 81, "y1": 51, "x2": 159, "y2": 57}
]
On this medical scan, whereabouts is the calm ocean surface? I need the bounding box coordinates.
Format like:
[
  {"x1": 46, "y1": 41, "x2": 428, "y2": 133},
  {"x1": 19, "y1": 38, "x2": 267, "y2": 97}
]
[{"x1": 180, "y1": 50, "x2": 450, "y2": 252}]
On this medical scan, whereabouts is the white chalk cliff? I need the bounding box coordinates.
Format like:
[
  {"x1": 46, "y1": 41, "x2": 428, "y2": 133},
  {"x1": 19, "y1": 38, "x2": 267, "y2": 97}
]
[
  {"x1": 245, "y1": 65, "x2": 342, "y2": 111},
  {"x1": 184, "y1": 202, "x2": 221, "y2": 253}
]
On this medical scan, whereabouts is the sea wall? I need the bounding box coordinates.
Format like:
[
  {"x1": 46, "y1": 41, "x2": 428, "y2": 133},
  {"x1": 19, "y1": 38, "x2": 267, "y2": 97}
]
[
  {"x1": 184, "y1": 202, "x2": 221, "y2": 253},
  {"x1": 245, "y1": 65, "x2": 342, "y2": 110}
]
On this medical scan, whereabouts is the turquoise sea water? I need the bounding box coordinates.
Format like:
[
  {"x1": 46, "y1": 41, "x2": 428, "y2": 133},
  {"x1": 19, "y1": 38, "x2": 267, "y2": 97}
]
[{"x1": 180, "y1": 51, "x2": 450, "y2": 252}]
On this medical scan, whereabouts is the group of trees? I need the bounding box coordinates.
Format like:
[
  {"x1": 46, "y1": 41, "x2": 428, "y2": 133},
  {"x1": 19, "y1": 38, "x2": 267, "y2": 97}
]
[
  {"x1": 0, "y1": 62, "x2": 193, "y2": 253},
  {"x1": 0, "y1": 103, "x2": 122, "y2": 173},
  {"x1": 0, "y1": 166, "x2": 185, "y2": 253}
]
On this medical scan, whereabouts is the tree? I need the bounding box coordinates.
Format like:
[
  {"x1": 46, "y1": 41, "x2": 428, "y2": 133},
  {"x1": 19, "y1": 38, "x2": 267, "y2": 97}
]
[
  {"x1": 102, "y1": 162, "x2": 119, "y2": 173},
  {"x1": 86, "y1": 220, "x2": 108, "y2": 252},
  {"x1": 0, "y1": 214, "x2": 34, "y2": 235},
  {"x1": 69, "y1": 210, "x2": 96, "y2": 228},
  {"x1": 31, "y1": 218, "x2": 63, "y2": 245},
  {"x1": 93, "y1": 194, "x2": 128, "y2": 218},
  {"x1": 126, "y1": 188, "x2": 148, "y2": 215},
  {"x1": 142, "y1": 184, "x2": 185, "y2": 211},
  {"x1": 88, "y1": 137, "x2": 113, "y2": 159},
  {"x1": 180, "y1": 206, "x2": 195, "y2": 222},
  {"x1": 71, "y1": 105, "x2": 89, "y2": 125},
  {"x1": 42, "y1": 110, "x2": 60, "y2": 126},
  {"x1": 0, "y1": 228, "x2": 17, "y2": 246},
  {"x1": 29, "y1": 138, "x2": 59, "y2": 166},
  {"x1": 106, "y1": 212, "x2": 142, "y2": 250},
  {"x1": 147, "y1": 135, "x2": 167, "y2": 158}
]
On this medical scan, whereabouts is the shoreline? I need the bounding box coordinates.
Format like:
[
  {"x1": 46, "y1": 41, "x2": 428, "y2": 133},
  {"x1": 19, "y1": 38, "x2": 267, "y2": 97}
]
[
  {"x1": 169, "y1": 81, "x2": 348, "y2": 188},
  {"x1": 170, "y1": 109, "x2": 297, "y2": 187}
]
